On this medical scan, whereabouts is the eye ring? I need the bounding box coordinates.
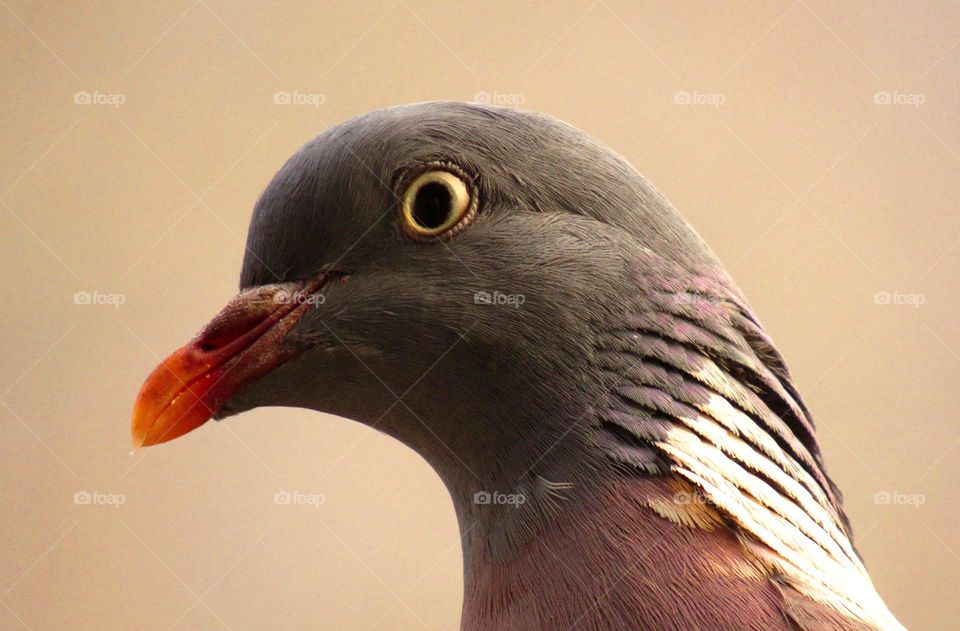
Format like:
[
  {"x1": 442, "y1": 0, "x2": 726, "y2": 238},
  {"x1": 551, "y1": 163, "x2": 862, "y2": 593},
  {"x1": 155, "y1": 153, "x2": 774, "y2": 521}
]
[{"x1": 398, "y1": 163, "x2": 477, "y2": 240}]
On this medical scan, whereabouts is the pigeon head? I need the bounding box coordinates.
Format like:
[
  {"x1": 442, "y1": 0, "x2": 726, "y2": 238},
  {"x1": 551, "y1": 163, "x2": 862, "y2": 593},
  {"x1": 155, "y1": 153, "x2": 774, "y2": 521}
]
[
  {"x1": 131, "y1": 102, "x2": 904, "y2": 630},
  {"x1": 132, "y1": 102, "x2": 713, "y2": 486}
]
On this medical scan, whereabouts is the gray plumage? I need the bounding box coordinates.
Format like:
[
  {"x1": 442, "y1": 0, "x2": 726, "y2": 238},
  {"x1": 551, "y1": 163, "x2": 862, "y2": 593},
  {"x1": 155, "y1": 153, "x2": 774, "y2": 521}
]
[{"x1": 195, "y1": 102, "x2": 904, "y2": 630}]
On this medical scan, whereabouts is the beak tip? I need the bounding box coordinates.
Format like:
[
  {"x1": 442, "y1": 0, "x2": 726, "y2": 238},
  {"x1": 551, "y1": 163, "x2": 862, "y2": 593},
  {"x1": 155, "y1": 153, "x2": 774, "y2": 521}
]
[
  {"x1": 130, "y1": 417, "x2": 148, "y2": 451},
  {"x1": 129, "y1": 348, "x2": 218, "y2": 450}
]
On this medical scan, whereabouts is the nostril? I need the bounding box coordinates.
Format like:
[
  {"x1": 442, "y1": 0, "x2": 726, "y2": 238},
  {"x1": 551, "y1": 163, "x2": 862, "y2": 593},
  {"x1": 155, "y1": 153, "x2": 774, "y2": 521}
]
[
  {"x1": 197, "y1": 331, "x2": 240, "y2": 353},
  {"x1": 195, "y1": 308, "x2": 274, "y2": 356},
  {"x1": 197, "y1": 330, "x2": 242, "y2": 353}
]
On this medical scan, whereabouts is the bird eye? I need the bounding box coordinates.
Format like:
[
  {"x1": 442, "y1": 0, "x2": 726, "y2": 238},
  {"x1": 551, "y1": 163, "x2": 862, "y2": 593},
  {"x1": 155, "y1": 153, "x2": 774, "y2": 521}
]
[{"x1": 399, "y1": 165, "x2": 476, "y2": 240}]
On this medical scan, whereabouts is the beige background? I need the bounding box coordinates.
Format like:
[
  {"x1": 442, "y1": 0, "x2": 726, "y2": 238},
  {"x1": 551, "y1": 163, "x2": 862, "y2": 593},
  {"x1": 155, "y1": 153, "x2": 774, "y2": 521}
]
[{"x1": 1, "y1": 2, "x2": 958, "y2": 629}]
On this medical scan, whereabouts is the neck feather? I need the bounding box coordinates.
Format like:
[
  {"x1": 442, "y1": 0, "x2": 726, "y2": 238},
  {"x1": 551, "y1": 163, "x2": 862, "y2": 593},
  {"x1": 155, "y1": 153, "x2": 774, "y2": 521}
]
[{"x1": 456, "y1": 475, "x2": 799, "y2": 631}]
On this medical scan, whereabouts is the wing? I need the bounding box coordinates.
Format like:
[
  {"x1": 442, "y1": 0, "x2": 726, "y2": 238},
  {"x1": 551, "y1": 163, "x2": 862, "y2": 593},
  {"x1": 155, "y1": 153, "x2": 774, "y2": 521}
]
[{"x1": 592, "y1": 258, "x2": 904, "y2": 631}]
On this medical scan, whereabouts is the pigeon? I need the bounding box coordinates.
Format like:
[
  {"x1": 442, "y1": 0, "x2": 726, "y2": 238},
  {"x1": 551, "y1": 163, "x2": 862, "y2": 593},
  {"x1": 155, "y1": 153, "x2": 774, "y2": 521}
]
[{"x1": 132, "y1": 102, "x2": 905, "y2": 631}]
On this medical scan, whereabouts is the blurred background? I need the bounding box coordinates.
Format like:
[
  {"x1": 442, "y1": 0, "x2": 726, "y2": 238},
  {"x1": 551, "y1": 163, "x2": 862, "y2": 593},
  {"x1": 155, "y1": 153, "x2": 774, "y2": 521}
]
[{"x1": 1, "y1": 1, "x2": 958, "y2": 629}]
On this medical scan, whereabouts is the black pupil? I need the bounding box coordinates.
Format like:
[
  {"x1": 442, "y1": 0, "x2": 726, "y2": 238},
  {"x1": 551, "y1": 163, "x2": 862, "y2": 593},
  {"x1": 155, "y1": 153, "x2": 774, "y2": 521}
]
[{"x1": 412, "y1": 182, "x2": 453, "y2": 229}]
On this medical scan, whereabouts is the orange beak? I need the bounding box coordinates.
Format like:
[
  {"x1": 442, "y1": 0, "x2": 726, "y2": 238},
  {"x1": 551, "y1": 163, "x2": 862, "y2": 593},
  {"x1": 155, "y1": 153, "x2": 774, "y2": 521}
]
[{"x1": 131, "y1": 277, "x2": 330, "y2": 448}]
